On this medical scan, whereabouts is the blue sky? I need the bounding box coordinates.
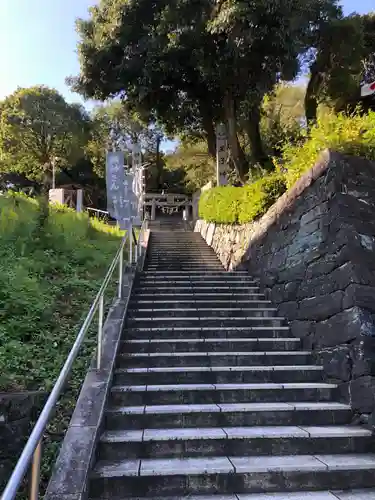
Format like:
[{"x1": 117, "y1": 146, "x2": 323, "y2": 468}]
[{"x1": 0, "y1": 0, "x2": 373, "y2": 107}]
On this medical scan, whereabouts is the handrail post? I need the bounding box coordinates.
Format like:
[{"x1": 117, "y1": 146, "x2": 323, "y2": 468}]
[
  {"x1": 29, "y1": 439, "x2": 42, "y2": 500},
  {"x1": 97, "y1": 294, "x2": 104, "y2": 370},
  {"x1": 129, "y1": 228, "x2": 133, "y2": 266},
  {"x1": 132, "y1": 228, "x2": 138, "y2": 265},
  {"x1": 118, "y1": 244, "x2": 123, "y2": 299}
]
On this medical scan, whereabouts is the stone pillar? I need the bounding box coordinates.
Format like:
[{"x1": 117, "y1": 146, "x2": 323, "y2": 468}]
[
  {"x1": 76, "y1": 189, "x2": 83, "y2": 212},
  {"x1": 49, "y1": 188, "x2": 65, "y2": 204},
  {"x1": 184, "y1": 205, "x2": 190, "y2": 221},
  {"x1": 151, "y1": 199, "x2": 156, "y2": 220}
]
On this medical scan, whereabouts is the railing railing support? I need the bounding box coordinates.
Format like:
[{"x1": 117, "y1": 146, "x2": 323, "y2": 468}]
[
  {"x1": 118, "y1": 247, "x2": 123, "y2": 299},
  {"x1": 29, "y1": 440, "x2": 42, "y2": 500},
  {"x1": 96, "y1": 294, "x2": 104, "y2": 370},
  {"x1": 129, "y1": 229, "x2": 133, "y2": 265}
]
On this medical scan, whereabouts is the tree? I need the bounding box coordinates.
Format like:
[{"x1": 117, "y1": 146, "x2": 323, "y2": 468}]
[
  {"x1": 70, "y1": 0, "x2": 340, "y2": 180},
  {"x1": 261, "y1": 84, "x2": 306, "y2": 158},
  {"x1": 208, "y1": 0, "x2": 341, "y2": 170},
  {"x1": 86, "y1": 100, "x2": 166, "y2": 190},
  {"x1": 164, "y1": 140, "x2": 216, "y2": 193},
  {"x1": 0, "y1": 86, "x2": 90, "y2": 187},
  {"x1": 305, "y1": 13, "x2": 375, "y2": 125}
]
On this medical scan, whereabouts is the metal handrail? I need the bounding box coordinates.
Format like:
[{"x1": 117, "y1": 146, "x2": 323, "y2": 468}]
[
  {"x1": 86, "y1": 207, "x2": 110, "y2": 216},
  {"x1": 136, "y1": 217, "x2": 149, "y2": 260},
  {"x1": 1, "y1": 221, "x2": 148, "y2": 500}
]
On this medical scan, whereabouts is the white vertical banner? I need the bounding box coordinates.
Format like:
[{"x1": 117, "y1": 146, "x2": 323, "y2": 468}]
[
  {"x1": 216, "y1": 123, "x2": 228, "y2": 186},
  {"x1": 132, "y1": 142, "x2": 143, "y2": 223},
  {"x1": 106, "y1": 151, "x2": 138, "y2": 229},
  {"x1": 106, "y1": 151, "x2": 125, "y2": 220}
]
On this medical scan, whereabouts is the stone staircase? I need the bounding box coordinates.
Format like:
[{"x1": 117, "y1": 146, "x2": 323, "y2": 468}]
[{"x1": 90, "y1": 229, "x2": 375, "y2": 499}]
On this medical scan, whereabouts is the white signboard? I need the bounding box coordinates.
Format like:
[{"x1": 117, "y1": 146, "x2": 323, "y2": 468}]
[
  {"x1": 216, "y1": 123, "x2": 228, "y2": 186},
  {"x1": 361, "y1": 82, "x2": 375, "y2": 97}
]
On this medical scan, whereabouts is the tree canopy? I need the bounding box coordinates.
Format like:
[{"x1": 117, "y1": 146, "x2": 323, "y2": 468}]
[
  {"x1": 0, "y1": 86, "x2": 90, "y2": 186},
  {"x1": 305, "y1": 12, "x2": 375, "y2": 124},
  {"x1": 70, "y1": 0, "x2": 341, "y2": 179}
]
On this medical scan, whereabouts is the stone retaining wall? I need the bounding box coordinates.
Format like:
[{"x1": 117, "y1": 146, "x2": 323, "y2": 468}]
[
  {"x1": 0, "y1": 392, "x2": 45, "y2": 489},
  {"x1": 196, "y1": 150, "x2": 375, "y2": 422}
]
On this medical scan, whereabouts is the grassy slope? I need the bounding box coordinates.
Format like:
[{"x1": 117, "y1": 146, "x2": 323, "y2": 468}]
[{"x1": 0, "y1": 192, "x2": 124, "y2": 489}]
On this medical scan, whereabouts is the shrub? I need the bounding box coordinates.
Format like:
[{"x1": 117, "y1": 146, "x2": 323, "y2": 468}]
[
  {"x1": 277, "y1": 110, "x2": 375, "y2": 188},
  {"x1": 199, "y1": 174, "x2": 286, "y2": 224},
  {"x1": 199, "y1": 186, "x2": 242, "y2": 223},
  {"x1": 238, "y1": 175, "x2": 287, "y2": 224}
]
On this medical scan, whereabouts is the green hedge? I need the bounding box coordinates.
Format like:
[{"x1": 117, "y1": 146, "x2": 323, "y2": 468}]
[
  {"x1": 199, "y1": 174, "x2": 287, "y2": 224},
  {"x1": 200, "y1": 111, "x2": 375, "y2": 225}
]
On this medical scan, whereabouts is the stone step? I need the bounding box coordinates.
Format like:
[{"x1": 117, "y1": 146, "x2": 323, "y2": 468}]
[
  {"x1": 90, "y1": 454, "x2": 375, "y2": 497},
  {"x1": 149, "y1": 241, "x2": 213, "y2": 245},
  {"x1": 130, "y1": 300, "x2": 272, "y2": 309},
  {"x1": 137, "y1": 279, "x2": 258, "y2": 285},
  {"x1": 237, "y1": 492, "x2": 375, "y2": 499},
  {"x1": 147, "y1": 264, "x2": 221, "y2": 269},
  {"x1": 133, "y1": 285, "x2": 260, "y2": 292},
  {"x1": 149, "y1": 240, "x2": 207, "y2": 244},
  {"x1": 145, "y1": 258, "x2": 221, "y2": 260},
  {"x1": 145, "y1": 265, "x2": 223, "y2": 269},
  {"x1": 117, "y1": 351, "x2": 312, "y2": 368},
  {"x1": 126, "y1": 317, "x2": 285, "y2": 329},
  {"x1": 147, "y1": 246, "x2": 214, "y2": 249},
  {"x1": 125, "y1": 326, "x2": 292, "y2": 340},
  {"x1": 150, "y1": 240, "x2": 210, "y2": 243},
  {"x1": 127, "y1": 308, "x2": 278, "y2": 319},
  {"x1": 146, "y1": 258, "x2": 220, "y2": 261},
  {"x1": 98, "y1": 425, "x2": 373, "y2": 461},
  {"x1": 113, "y1": 365, "x2": 322, "y2": 385},
  {"x1": 140, "y1": 271, "x2": 249, "y2": 275},
  {"x1": 109, "y1": 382, "x2": 336, "y2": 406},
  {"x1": 144, "y1": 269, "x2": 226, "y2": 273},
  {"x1": 130, "y1": 293, "x2": 267, "y2": 300},
  {"x1": 105, "y1": 402, "x2": 353, "y2": 430},
  {"x1": 147, "y1": 253, "x2": 216, "y2": 257},
  {"x1": 121, "y1": 338, "x2": 301, "y2": 353},
  {"x1": 145, "y1": 266, "x2": 224, "y2": 271},
  {"x1": 146, "y1": 251, "x2": 217, "y2": 255},
  {"x1": 88, "y1": 490, "x2": 375, "y2": 500}
]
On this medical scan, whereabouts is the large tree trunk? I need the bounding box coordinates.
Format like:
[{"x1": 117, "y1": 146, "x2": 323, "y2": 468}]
[
  {"x1": 305, "y1": 50, "x2": 330, "y2": 128},
  {"x1": 34, "y1": 166, "x2": 51, "y2": 235},
  {"x1": 246, "y1": 104, "x2": 270, "y2": 169},
  {"x1": 156, "y1": 135, "x2": 162, "y2": 190},
  {"x1": 199, "y1": 99, "x2": 216, "y2": 158},
  {"x1": 223, "y1": 91, "x2": 248, "y2": 181},
  {"x1": 305, "y1": 69, "x2": 320, "y2": 127}
]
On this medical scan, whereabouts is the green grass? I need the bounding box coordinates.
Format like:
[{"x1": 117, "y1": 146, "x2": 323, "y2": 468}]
[{"x1": 0, "y1": 192, "x2": 124, "y2": 492}]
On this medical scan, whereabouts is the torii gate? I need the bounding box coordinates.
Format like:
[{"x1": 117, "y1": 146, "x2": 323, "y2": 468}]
[{"x1": 143, "y1": 193, "x2": 193, "y2": 221}]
